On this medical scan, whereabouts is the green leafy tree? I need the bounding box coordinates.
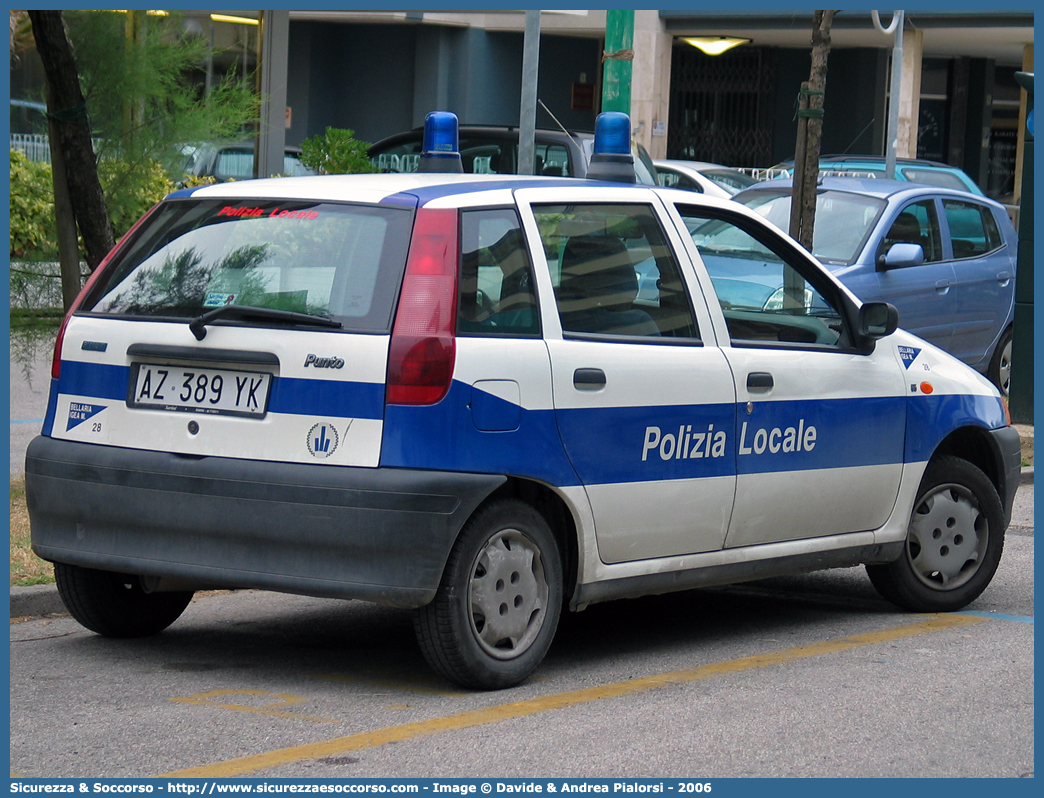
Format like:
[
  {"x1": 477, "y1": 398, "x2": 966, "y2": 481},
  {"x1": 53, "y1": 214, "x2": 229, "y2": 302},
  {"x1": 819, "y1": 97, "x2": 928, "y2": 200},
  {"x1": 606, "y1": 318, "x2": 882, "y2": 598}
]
[
  {"x1": 63, "y1": 10, "x2": 259, "y2": 189},
  {"x1": 300, "y1": 127, "x2": 378, "y2": 174}
]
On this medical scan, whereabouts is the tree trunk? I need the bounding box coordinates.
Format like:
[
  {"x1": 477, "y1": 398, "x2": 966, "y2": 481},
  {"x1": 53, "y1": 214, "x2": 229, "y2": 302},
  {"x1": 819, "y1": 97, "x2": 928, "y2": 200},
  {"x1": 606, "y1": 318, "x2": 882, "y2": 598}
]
[
  {"x1": 790, "y1": 10, "x2": 837, "y2": 253},
  {"x1": 29, "y1": 10, "x2": 115, "y2": 272}
]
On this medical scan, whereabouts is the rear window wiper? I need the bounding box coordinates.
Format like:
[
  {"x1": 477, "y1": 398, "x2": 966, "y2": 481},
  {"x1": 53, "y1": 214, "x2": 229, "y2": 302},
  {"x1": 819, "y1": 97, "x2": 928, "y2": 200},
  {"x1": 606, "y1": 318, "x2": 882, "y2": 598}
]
[{"x1": 189, "y1": 304, "x2": 342, "y2": 340}]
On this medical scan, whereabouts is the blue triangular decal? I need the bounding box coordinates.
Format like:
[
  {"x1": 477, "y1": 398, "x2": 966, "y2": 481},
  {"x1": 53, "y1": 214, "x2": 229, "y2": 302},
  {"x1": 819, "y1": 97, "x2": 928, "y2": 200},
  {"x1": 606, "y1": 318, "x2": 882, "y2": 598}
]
[
  {"x1": 897, "y1": 346, "x2": 921, "y2": 370},
  {"x1": 67, "y1": 403, "x2": 105, "y2": 431}
]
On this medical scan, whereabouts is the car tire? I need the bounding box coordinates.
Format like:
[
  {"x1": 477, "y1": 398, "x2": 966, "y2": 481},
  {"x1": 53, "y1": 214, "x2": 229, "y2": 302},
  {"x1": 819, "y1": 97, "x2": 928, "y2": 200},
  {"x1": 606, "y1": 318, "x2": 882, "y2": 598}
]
[
  {"x1": 54, "y1": 563, "x2": 193, "y2": 638},
  {"x1": 866, "y1": 456, "x2": 1004, "y2": 612},
  {"x1": 987, "y1": 326, "x2": 1013, "y2": 397},
  {"x1": 413, "y1": 499, "x2": 563, "y2": 690}
]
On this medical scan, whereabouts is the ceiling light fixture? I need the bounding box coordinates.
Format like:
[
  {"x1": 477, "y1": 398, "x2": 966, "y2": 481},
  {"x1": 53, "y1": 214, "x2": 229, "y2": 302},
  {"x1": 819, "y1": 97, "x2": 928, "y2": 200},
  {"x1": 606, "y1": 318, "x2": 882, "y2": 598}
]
[
  {"x1": 210, "y1": 14, "x2": 259, "y2": 26},
  {"x1": 681, "y1": 36, "x2": 751, "y2": 56}
]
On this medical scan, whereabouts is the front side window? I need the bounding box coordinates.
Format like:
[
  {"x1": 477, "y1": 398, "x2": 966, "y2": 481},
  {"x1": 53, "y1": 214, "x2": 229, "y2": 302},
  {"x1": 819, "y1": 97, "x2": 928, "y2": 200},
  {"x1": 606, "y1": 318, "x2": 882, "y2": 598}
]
[
  {"x1": 533, "y1": 203, "x2": 699, "y2": 339},
  {"x1": 87, "y1": 200, "x2": 414, "y2": 333},
  {"x1": 943, "y1": 199, "x2": 1003, "y2": 258},
  {"x1": 681, "y1": 207, "x2": 845, "y2": 348},
  {"x1": 458, "y1": 209, "x2": 540, "y2": 336},
  {"x1": 877, "y1": 200, "x2": 944, "y2": 263}
]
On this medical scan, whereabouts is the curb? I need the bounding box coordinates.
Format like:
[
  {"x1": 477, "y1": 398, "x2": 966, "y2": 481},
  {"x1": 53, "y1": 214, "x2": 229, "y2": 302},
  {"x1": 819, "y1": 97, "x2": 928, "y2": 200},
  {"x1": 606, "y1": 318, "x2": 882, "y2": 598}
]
[
  {"x1": 10, "y1": 582, "x2": 66, "y2": 619},
  {"x1": 10, "y1": 466, "x2": 1034, "y2": 620}
]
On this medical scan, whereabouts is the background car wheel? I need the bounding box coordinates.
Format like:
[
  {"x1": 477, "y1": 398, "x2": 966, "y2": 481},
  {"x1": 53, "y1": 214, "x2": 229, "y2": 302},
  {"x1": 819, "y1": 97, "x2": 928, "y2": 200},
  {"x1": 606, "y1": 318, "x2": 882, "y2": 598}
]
[
  {"x1": 54, "y1": 563, "x2": 194, "y2": 638},
  {"x1": 988, "y1": 326, "x2": 1013, "y2": 397},
  {"x1": 413, "y1": 499, "x2": 563, "y2": 690},
  {"x1": 866, "y1": 456, "x2": 1004, "y2": 612}
]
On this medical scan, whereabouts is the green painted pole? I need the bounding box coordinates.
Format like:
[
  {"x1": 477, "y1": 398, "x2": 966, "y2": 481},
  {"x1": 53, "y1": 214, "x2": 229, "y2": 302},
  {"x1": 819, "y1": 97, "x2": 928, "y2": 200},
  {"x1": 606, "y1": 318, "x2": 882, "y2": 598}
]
[{"x1": 601, "y1": 10, "x2": 634, "y2": 114}]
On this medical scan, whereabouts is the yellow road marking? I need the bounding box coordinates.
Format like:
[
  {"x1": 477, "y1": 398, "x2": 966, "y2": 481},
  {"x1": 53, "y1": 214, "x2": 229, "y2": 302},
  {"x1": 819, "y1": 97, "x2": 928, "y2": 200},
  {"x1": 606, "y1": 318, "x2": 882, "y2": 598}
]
[
  {"x1": 170, "y1": 689, "x2": 340, "y2": 724},
  {"x1": 308, "y1": 672, "x2": 468, "y2": 697},
  {"x1": 156, "y1": 613, "x2": 985, "y2": 778}
]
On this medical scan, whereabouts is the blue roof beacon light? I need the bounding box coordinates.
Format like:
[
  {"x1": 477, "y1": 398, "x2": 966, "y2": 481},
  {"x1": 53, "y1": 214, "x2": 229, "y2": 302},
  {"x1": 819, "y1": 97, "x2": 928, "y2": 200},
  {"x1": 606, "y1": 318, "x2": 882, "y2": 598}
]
[
  {"x1": 418, "y1": 111, "x2": 464, "y2": 173},
  {"x1": 587, "y1": 111, "x2": 636, "y2": 183}
]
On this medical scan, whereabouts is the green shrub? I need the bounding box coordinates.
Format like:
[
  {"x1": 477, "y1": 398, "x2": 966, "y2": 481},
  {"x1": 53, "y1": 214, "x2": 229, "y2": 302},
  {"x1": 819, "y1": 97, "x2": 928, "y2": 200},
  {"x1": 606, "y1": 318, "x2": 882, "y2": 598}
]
[
  {"x1": 98, "y1": 157, "x2": 176, "y2": 239},
  {"x1": 300, "y1": 127, "x2": 377, "y2": 175},
  {"x1": 9, "y1": 150, "x2": 57, "y2": 260},
  {"x1": 10, "y1": 149, "x2": 176, "y2": 263}
]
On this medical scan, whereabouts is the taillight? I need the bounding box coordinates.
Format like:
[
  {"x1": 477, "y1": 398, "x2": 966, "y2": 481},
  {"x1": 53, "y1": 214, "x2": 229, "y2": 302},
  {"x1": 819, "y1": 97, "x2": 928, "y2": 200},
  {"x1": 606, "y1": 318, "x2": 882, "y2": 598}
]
[
  {"x1": 386, "y1": 208, "x2": 459, "y2": 405},
  {"x1": 50, "y1": 203, "x2": 160, "y2": 379}
]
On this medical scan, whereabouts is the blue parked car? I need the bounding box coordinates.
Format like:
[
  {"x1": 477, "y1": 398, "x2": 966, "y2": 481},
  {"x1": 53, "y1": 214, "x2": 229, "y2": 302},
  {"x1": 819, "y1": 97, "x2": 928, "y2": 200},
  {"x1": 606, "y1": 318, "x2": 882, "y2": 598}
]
[{"x1": 691, "y1": 176, "x2": 1016, "y2": 394}]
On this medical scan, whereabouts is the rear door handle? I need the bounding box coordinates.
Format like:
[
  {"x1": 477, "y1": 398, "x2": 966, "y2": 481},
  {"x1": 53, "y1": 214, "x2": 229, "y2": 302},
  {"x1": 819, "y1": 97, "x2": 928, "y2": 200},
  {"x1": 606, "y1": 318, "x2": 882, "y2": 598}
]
[
  {"x1": 573, "y1": 368, "x2": 606, "y2": 390},
  {"x1": 747, "y1": 372, "x2": 774, "y2": 391}
]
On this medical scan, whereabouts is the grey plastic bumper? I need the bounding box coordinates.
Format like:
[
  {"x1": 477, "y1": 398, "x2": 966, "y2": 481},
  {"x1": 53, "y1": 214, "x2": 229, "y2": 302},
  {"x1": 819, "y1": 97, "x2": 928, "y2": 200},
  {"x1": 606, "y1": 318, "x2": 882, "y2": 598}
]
[
  {"x1": 25, "y1": 436, "x2": 505, "y2": 608},
  {"x1": 990, "y1": 424, "x2": 1023, "y2": 528}
]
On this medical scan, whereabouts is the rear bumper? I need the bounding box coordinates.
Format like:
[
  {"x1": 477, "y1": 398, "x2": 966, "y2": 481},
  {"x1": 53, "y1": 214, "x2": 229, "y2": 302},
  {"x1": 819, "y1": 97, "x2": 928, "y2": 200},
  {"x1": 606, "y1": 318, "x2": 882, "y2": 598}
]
[{"x1": 25, "y1": 436, "x2": 505, "y2": 608}]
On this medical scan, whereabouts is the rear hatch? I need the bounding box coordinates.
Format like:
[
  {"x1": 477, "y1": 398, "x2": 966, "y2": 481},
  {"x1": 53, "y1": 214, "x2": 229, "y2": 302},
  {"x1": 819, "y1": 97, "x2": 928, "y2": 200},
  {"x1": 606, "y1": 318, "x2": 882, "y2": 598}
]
[{"x1": 46, "y1": 192, "x2": 416, "y2": 468}]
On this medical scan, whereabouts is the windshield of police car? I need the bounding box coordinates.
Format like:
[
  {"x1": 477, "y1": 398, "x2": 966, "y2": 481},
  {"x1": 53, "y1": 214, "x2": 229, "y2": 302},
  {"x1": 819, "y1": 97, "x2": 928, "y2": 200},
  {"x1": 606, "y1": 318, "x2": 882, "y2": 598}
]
[{"x1": 87, "y1": 200, "x2": 414, "y2": 333}]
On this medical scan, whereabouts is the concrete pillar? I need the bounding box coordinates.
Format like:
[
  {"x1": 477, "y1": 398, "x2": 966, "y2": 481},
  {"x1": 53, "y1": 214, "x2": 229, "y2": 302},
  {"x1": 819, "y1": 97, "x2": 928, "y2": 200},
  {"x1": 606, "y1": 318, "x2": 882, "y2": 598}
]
[
  {"x1": 896, "y1": 27, "x2": 923, "y2": 158},
  {"x1": 629, "y1": 10, "x2": 673, "y2": 159},
  {"x1": 257, "y1": 10, "x2": 289, "y2": 179}
]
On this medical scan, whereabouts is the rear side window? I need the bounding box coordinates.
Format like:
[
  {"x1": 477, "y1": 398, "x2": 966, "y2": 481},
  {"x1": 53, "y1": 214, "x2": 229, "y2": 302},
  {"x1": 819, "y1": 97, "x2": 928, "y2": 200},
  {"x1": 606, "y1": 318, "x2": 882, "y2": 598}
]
[
  {"x1": 87, "y1": 199, "x2": 414, "y2": 333},
  {"x1": 899, "y1": 167, "x2": 970, "y2": 192},
  {"x1": 943, "y1": 200, "x2": 1004, "y2": 258},
  {"x1": 458, "y1": 209, "x2": 540, "y2": 336},
  {"x1": 533, "y1": 203, "x2": 699, "y2": 340}
]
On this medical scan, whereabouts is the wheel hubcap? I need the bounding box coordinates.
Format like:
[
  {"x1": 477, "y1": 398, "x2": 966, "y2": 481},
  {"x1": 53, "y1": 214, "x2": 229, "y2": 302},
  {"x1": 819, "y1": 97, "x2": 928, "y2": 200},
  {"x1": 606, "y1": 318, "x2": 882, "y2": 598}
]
[
  {"x1": 907, "y1": 483, "x2": 987, "y2": 590},
  {"x1": 467, "y1": 529, "x2": 548, "y2": 659},
  {"x1": 998, "y1": 339, "x2": 1012, "y2": 396}
]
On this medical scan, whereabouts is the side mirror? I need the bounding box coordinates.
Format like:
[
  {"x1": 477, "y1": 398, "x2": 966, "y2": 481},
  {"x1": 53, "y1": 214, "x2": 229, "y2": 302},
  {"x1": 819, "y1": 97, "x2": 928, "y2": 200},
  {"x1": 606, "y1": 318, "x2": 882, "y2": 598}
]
[
  {"x1": 877, "y1": 242, "x2": 924, "y2": 271},
  {"x1": 859, "y1": 301, "x2": 899, "y2": 340}
]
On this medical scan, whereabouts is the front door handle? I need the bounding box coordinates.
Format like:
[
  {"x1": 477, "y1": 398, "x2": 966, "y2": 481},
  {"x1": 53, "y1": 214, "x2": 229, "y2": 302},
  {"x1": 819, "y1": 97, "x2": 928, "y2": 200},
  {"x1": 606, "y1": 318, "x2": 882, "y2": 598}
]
[
  {"x1": 574, "y1": 368, "x2": 606, "y2": 390},
  {"x1": 747, "y1": 372, "x2": 774, "y2": 391}
]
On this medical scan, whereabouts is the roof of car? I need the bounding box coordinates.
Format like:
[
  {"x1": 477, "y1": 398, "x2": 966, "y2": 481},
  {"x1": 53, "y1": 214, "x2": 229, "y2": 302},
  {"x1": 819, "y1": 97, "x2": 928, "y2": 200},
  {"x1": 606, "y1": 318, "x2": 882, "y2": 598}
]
[
  {"x1": 741, "y1": 175, "x2": 1004, "y2": 205},
  {"x1": 171, "y1": 171, "x2": 650, "y2": 204},
  {"x1": 369, "y1": 126, "x2": 593, "y2": 146}
]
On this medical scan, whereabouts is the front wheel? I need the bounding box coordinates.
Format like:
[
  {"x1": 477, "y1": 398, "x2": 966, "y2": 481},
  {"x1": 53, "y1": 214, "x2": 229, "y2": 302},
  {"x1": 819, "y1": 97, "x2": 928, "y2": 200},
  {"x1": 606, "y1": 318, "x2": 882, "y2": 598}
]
[
  {"x1": 413, "y1": 499, "x2": 563, "y2": 690},
  {"x1": 55, "y1": 563, "x2": 194, "y2": 637},
  {"x1": 867, "y1": 456, "x2": 1004, "y2": 612}
]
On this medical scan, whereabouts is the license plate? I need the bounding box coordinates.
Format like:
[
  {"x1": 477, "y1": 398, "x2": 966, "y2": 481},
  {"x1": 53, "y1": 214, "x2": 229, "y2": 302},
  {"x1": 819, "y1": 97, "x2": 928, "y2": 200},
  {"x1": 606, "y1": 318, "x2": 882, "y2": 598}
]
[{"x1": 129, "y1": 363, "x2": 272, "y2": 417}]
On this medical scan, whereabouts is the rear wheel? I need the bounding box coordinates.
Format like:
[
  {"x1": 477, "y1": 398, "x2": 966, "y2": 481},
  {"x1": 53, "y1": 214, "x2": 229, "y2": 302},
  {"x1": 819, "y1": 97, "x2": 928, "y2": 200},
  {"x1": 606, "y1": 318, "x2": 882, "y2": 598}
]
[
  {"x1": 54, "y1": 563, "x2": 193, "y2": 637},
  {"x1": 413, "y1": 499, "x2": 563, "y2": 690},
  {"x1": 867, "y1": 456, "x2": 1004, "y2": 612},
  {"x1": 988, "y1": 326, "x2": 1013, "y2": 397}
]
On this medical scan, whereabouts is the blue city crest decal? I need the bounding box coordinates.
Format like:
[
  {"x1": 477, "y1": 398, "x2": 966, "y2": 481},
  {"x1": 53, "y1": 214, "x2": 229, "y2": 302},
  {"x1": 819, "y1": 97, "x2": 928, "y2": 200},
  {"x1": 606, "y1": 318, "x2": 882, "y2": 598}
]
[{"x1": 306, "y1": 422, "x2": 340, "y2": 458}]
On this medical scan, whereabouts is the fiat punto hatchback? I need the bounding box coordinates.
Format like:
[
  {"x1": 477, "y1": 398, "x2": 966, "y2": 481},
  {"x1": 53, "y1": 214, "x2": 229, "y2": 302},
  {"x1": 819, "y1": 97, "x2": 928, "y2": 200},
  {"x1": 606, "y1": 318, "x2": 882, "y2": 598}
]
[{"x1": 26, "y1": 113, "x2": 1022, "y2": 690}]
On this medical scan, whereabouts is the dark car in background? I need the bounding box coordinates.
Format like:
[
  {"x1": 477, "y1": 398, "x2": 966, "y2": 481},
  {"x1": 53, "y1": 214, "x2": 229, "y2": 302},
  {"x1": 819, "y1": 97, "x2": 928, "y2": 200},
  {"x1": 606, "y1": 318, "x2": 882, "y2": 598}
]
[
  {"x1": 368, "y1": 124, "x2": 659, "y2": 185},
  {"x1": 182, "y1": 141, "x2": 316, "y2": 182}
]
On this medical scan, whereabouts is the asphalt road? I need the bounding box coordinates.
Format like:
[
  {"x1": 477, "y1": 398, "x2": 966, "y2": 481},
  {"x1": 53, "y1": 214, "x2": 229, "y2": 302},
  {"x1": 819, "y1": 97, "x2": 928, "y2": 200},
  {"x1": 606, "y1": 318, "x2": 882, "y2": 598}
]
[
  {"x1": 9, "y1": 332, "x2": 1034, "y2": 779},
  {"x1": 10, "y1": 481, "x2": 1034, "y2": 779}
]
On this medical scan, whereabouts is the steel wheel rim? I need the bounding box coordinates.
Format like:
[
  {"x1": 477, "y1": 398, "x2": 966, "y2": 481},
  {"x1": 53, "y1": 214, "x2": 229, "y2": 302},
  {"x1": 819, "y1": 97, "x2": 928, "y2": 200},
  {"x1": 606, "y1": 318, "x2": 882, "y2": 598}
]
[
  {"x1": 907, "y1": 483, "x2": 987, "y2": 591},
  {"x1": 467, "y1": 528, "x2": 548, "y2": 660},
  {"x1": 998, "y1": 338, "x2": 1012, "y2": 395}
]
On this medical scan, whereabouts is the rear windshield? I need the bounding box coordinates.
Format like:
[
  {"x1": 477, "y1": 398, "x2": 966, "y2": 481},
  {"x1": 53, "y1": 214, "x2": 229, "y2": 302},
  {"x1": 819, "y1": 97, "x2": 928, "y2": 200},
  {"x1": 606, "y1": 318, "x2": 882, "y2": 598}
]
[{"x1": 86, "y1": 199, "x2": 414, "y2": 333}]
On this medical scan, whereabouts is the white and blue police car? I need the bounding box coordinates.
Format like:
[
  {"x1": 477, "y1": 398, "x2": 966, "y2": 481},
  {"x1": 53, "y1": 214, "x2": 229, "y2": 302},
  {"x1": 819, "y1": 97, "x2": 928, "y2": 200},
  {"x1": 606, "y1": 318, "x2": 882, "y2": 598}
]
[{"x1": 26, "y1": 112, "x2": 1022, "y2": 689}]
